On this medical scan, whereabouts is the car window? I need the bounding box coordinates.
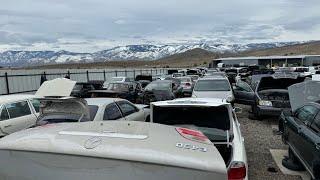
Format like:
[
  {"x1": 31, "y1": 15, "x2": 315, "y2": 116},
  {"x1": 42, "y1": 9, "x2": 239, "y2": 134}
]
[
  {"x1": 5, "y1": 101, "x2": 31, "y2": 119},
  {"x1": 31, "y1": 99, "x2": 40, "y2": 113},
  {"x1": 0, "y1": 107, "x2": 9, "y2": 121},
  {"x1": 117, "y1": 101, "x2": 138, "y2": 116},
  {"x1": 103, "y1": 103, "x2": 122, "y2": 120},
  {"x1": 295, "y1": 105, "x2": 319, "y2": 125},
  {"x1": 194, "y1": 79, "x2": 231, "y2": 91},
  {"x1": 236, "y1": 81, "x2": 252, "y2": 92},
  {"x1": 311, "y1": 112, "x2": 320, "y2": 133}
]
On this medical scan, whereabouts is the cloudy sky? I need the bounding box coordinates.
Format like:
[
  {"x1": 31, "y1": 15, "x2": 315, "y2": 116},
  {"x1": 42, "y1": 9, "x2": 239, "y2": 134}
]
[{"x1": 0, "y1": 0, "x2": 320, "y2": 52}]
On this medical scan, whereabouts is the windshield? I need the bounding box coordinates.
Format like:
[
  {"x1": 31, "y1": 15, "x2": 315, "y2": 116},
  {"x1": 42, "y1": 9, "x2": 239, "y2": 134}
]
[
  {"x1": 194, "y1": 79, "x2": 231, "y2": 91},
  {"x1": 153, "y1": 106, "x2": 230, "y2": 141},
  {"x1": 107, "y1": 83, "x2": 129, "y2": 91},
  {"x1": 145, "y1": 81, "x2": 171, "y2": 91},
  {"x1": 73, "y1": 84, "x2": 82, "y2": 91}
]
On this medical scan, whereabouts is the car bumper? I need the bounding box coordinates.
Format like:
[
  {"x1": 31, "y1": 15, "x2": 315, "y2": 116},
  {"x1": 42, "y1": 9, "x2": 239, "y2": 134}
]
[{"x1": 257, "y1": 105, "x2": 287, "y2": 116}]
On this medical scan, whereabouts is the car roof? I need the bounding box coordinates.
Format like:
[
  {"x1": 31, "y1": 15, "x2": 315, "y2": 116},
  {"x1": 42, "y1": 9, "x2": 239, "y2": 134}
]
[
  {"x1": 84, "y1": 98, "x2": 124, "y2": 107},
  {"x1": 152, "y1": 98, "x2": 229, "y2": 107},
  {"x1": 0, "y1": 94, "x2": 35, "y2": 104},
  {"x1": 199, "y1": 76, "x2": 228, "y2": 80}
]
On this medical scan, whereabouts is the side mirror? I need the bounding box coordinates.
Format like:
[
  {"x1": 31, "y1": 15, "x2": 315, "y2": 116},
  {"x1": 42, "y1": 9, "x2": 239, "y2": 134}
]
[{"x1": 234, "y1": 107, "x2": 242, "y2": 114}]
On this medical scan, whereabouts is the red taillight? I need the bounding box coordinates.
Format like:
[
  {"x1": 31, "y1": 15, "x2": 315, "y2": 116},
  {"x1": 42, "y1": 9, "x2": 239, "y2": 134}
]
[
  {"x1": 185, "y1": 83, "x2": 191, "y2": 86},
  {"x1": 228, "y1": 161, "x2": 246, "y2": 180},
  {"x1": 176, "y1": 127, "x2": 211, "y2": 144}
]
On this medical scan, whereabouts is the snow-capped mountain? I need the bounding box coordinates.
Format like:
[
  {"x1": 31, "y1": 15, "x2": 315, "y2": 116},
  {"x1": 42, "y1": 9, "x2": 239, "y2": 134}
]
[{"x1": 0, "y1": 42, "x2": 301, "y2": 66}]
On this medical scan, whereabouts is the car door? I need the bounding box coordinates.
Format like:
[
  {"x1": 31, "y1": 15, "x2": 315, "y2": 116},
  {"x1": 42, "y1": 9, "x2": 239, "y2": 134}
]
[
  {"x1": 0, "y1": 100, "x2": 37, "y2": 135},
  {"x1": 233, "y1": 80, "x2": 255, "y2": 105},
  {"x1": 287, "y1": 105, "x2": 319, "y2": 168},
  {"x1": 303, "y1": 112, "x2": 320, "y2": 175},
  {"x1": 103, "y1": 103, "x2": 126, "y2": 121},
  {"x1": 116, "y1": 100, "x2": 145, "y2": 121}
]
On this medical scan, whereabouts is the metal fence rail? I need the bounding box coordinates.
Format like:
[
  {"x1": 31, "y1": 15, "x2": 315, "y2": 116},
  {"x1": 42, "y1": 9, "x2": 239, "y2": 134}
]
[{"x1": 0, "y1": 68, "x2": 167, "y2": 95}]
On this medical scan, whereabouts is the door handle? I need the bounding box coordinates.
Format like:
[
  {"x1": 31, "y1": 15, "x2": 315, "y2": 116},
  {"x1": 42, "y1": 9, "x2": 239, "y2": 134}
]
[
  {"x1": 297, "y1": 127, "x2": 302, "y2": 134},
  {"x1": 4, "y1": 125, "x2": 12, "y2": 128},
  {"x1": 316, "y1": 143, "x2": 320, "y2": 150}
]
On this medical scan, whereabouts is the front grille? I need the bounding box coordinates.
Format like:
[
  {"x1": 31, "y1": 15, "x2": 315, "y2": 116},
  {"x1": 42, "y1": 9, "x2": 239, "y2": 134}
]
[{"x1": 272, "y1": 101, "x2": 290, "y2": 108}]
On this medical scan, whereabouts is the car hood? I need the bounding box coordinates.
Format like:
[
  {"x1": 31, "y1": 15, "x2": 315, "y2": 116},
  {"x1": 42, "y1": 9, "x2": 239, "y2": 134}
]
[
  {"x1": 193, "y1": 91, "x2": 233, "y2": 99},
  {"x1": 288, "y1": 80, "x2": 320, "y2": 112},
  {"x1": 36, "y1": 78, "x2": 76, "y2": 98}
]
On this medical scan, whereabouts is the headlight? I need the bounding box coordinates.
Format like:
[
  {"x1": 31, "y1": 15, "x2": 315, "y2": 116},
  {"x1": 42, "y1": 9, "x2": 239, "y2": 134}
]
[
  {"x1": 259, "y1": 100, "x2": 272, "y2": 106},
  {"x1": 226, "y1": 96, "x2": 235, "y2": 103}
]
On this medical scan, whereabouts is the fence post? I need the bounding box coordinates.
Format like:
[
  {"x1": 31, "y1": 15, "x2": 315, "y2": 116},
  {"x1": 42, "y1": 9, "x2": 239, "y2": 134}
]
[
  {"x1": 86, "y1": 70, "x2": 90, "y2": 82},
  {"x1": 67, "y1": 70, "x2": 71, "y2": 79},
  {"x1": 115, "y1": 70, "x2": 118, "y2": 77},
  {"x1": 140, "y1": 69, "x2": 142, "y2": 75},
  {"x1": 125, "y1": 69, "x2": 127, "y2": 77},
  {"x1": 103, "y1": 70, "x2": 106, "y2": 81},
  {"x1": 4, "y1": 72, "x2": 9, "y2": 95},
  {"x1": 133, "y1": 69, "x2": 136, "y2": 78}
]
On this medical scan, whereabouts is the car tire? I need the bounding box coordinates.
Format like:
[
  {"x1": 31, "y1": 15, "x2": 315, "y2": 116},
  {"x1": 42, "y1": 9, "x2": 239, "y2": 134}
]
[
  {"x1": 282, "y1": 148, "x2": 305, "y2": 171},
  {"x1": 312, "y1": 161, "x2": 320, "y2": 180},
  {"x1": 249, "y1": 105, "x2": 262, "y2": 120}
]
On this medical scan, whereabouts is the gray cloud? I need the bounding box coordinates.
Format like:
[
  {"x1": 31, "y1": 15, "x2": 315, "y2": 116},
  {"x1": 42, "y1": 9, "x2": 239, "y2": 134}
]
[{"x1": 0, "y1": 0, "x2": 319, "y2": 52}]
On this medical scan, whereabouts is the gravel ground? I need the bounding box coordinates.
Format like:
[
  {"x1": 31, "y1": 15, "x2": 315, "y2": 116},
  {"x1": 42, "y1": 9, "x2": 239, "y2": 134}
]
[{"x1": 237, "y1": 104, "x2": 302, "y2": 180}]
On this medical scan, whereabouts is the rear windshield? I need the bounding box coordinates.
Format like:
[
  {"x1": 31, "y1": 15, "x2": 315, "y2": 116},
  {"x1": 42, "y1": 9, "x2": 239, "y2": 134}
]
[
  {"x1": 177, "y1": 77, "x2": 191, "y2": 82},
  {"x1": 145, "y1": 82, "x2": 171, "y2": 91},
  {"x1": 153, "y1": 106, "x2": 230, "y2": 141},
  {"x1": 194, "y1": 79, "x2": 230, "y2": 91},
  {"x1": 107, "y1": 83, "x2": 129, "y2": 91}
]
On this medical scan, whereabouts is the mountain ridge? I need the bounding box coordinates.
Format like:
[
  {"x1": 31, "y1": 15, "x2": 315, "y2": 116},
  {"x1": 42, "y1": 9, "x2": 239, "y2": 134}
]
[{"x1": 0, "y1": 41, "x2": 305, "y2": 66}]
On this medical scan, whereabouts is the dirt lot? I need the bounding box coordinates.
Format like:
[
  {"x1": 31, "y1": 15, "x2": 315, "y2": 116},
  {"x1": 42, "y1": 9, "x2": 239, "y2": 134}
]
[{"x1": 237, "y1": 104, "x2": 302, "y2": 180}]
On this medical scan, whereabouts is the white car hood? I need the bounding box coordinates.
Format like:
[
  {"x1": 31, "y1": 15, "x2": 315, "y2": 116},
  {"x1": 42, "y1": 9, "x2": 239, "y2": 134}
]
[
  {"x1": 193, "y1": 91, "x2": 233, "y2": 99},
  {"x1": 288, "y1": 80, "x2": 320, "y2": 112}
]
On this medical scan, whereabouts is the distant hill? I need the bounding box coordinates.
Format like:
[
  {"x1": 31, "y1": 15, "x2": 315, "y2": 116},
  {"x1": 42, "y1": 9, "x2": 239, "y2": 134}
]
[
  {"x1": 16, "y1": 40, "x2": 320, "y2": 69},
  {"x1": 237, "y1": 41, "x2": 320, "y2": 57}
]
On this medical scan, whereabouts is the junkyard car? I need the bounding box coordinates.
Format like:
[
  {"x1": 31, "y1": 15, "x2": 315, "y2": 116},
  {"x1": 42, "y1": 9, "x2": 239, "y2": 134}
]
[
  {"x1": 90, "y1": 82, "x2": 140, "y2": 103},
  {"x1": 279, "y1": 81, "x2": 320, "y2": 180},
  {"x1": 0, "y1": 121, "x2": 227, "y2": 180},
  {"x1": 0, "y1": 95, "x2": 39, "y2": 136},
  {"x1": 177, "y1": 76, "x2": 194, "y2": 97},
  {"x1": 36, "y1": 97, "x2": 150, "y2": 126},
  {"x1": 103, "y1": 76, "x2": 132, "y2": 88},
  {"x1": 151, "y1": 98, "x2": 248, "y2": 180},
  {"x1": 234, "y1": 73, "x2": 305, "y2": 119},
  {"x1": 192, "y1": 76, "x2": 235, "y2": 104},
  {"x1": 35, "y1": 78, "x2": 149, "y2": 125},
  {"x1": 137, "y1": 80, "x2": 182, "y2": 104},
  {"x1": 71, "y1": 82, "x2": 96, "y2": 98}
]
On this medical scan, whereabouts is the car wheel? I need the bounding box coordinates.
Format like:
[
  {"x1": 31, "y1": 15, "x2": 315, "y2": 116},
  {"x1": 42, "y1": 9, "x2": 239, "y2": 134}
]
[
  {"x1": 249, "y1": 105, "x2": 262, "y2": 120},
  {"x1": 282, "y1": 148, "x2": 305, "y2": 171},
  {"x1": 145, "y1": 116, "x2": 150, "y2": 122},
  {"x1": 312, "y1": 160, "x2": 320, "y2": 180}
]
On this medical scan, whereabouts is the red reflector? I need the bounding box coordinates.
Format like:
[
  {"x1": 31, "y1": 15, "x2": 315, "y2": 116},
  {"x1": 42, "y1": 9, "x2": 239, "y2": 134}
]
[
  {"x1": 228, "y1": 161, "x2": 246, "y2": 180},
  {"x1": 176, "y1": 127, "x2": 211, "y2": 144}
]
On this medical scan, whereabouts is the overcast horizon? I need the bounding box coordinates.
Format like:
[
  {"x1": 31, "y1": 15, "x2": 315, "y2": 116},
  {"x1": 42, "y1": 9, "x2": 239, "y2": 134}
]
[{"x1": 1, "y1": 0, "x2": 320, "y2": 52}]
